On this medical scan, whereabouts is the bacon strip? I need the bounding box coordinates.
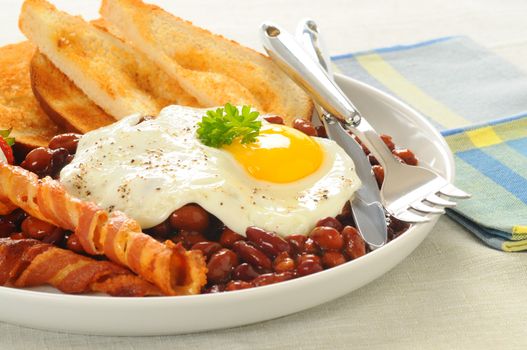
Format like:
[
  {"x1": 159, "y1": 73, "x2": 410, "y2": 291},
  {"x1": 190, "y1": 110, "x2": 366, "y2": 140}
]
[
  {"x1": 0, "y1": 163, "x2": 207, "y2": 295},
  {"x1": 0, "y1": 238, "x2": 161, "y2": 296}
]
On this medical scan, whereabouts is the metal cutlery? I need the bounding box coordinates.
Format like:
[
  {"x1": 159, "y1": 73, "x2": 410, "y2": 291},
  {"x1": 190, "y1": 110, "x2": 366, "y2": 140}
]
[
  {"x1": 260, "y1": 22, "x2": 470, "y2": 224},
  {"x1": 296, "y1": 18, "x2": 387, "y2": 248}
]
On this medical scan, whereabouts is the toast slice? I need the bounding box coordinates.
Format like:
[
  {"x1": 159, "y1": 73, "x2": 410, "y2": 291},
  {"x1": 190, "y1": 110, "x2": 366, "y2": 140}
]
[
  {"x1": 0, "y1": 41, "x2": 62, "y2": 149},
  {"x1": 19, "y1": 0, "x2": 199, "y2": 120},
  {"x1": 100, "y1": 0, "x2": 313, "y2": 124},
  {"x1": 31, "y1": 51, "x2": 116, "y2": 133}
]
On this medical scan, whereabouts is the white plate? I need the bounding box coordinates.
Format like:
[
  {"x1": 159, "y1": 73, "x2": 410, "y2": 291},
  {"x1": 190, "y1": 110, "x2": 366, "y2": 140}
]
[{"x1": 0, "y1": 73, "x2": 454, "y2": 335}]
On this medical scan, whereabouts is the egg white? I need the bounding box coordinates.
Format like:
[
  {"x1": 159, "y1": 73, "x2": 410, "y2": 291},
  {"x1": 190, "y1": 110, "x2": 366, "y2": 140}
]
[{"x1": 60, "y1": 105, "x2": 361, "y2": 236}]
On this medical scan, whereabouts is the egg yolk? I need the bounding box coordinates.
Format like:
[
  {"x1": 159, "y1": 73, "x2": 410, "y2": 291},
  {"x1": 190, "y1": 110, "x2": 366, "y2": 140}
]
[{"x1": 224, "y1": 124, "x2": 324, "y2": 183}]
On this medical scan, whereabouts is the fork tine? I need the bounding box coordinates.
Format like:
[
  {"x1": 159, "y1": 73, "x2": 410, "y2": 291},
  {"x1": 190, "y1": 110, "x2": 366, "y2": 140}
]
[
  {"x1": 410, "y1": 201, "x2": 445, "y2": 214},
  {"x1": 438, "y1": 184, "x2": 471, "y2": 199},
  {"x1": 393, "y1": 210, "x2": 430, "y2": 223},
  {"x1": 425, "y1": 194, "x2": 457, "y2": 207}
]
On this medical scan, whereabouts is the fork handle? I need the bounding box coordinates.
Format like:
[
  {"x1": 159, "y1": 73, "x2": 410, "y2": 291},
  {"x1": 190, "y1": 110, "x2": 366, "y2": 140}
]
[{"x1": 260, "y1": 22, "x2": 399, "y2": 168}]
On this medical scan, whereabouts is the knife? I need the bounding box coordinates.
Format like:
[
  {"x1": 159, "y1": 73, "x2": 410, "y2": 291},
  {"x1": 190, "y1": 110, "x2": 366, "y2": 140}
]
[{"x1": 268, "y1": 19, "x2": 387, "y2": 248}]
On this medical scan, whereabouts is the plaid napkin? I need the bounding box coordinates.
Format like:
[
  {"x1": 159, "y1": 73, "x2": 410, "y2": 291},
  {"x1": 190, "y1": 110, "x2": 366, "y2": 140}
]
[{"x1": 331, "y1": 37, "x2": 527, "y2": 251}]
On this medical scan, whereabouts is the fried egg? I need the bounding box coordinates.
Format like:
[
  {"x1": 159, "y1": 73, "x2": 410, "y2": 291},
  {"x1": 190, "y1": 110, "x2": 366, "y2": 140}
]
[{"x1": 59, "y1": 105, "x2": 361, "y2": 236}]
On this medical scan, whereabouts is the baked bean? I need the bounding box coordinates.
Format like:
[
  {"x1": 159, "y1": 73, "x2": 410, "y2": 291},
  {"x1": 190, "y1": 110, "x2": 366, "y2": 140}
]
[
  {"x1": 219, "y1": 228, "x2": 245, "y2": 248},
  {"x1": 0, "y1": 218, "x2": 17, "y2": 237},
  {"x1": 315, "y1": 217, "x2": 343, "y2": 232},
  {"x1": 204, "y1": 284, "x2": 225, "y2": 293},
  {"x1": 388, "y1": 216, "x2": 410, "y2": 236},
  {"x1": 380, "y1": 134, "x2": 395, "y2": 151},
  {"x1": 148, "y1": 221, "x2": 172, "y2": 239},
  {"x1": 293, "y1": 118, "x2": 317, "y2": 136},
  {"x1": 48, "y1": 133, "x2": 81, "y2": 154},
  {"x1": 21, "y1": 216, "x2": 57, "y2": 240},
  {"x1": 4, "y1": 209, "x2": 28, "y2": 226},
  {"x1": 246, "y1": 226, "x2": 290, "y2": 258},
  {"x1": 321, "y1": 251, "x2": 346, "y2": 268},
  {"x1": 225, "y1": 280, "x2": 254, "y2": 291},
  {"x1": 337, "y1": 201, "x2": 352, "y2": 221},
  {"x1": 10, "y1": 232, "x2": 26, "y2": 240},
  {"x1": 393, "y1": 149, "x2": 418, "y2": 166},
  {"x1": 310, "y1": 226, "x2": 343, "y2": 251},
  {"x1": 233, "y1": 263, "x2": 260, "y2": 281},
  {"x1": 253, "y1": 271, "x2": 294, "y2": 287},
  {"x1": 264, "y1": 116, "x2": 284, "y2": 125},
  {"x1": 296, "y1": 254, "x2": 323, "y2": 276},
  {"x1": 372, "y1": 165, "x2": 384, "y2": 188},
  {"x1": 285, "y1": 234, "x2": 306, "y2": 255},
  {"x1": 191, "y1": 241, "x2": 222, "y2": 259},
  {"x1": 273, "y1": 251, "x2": 295, "y2": 273},
  {"x1": 232, "y1": 241, "x2": 272, "y2": 272},
  {"x1": 206, "y1": 249, "x2": 239, "y2": 284},
  {"x1": 66, "y1": 234, "x2": 84, "y2": 254},
  {"x1": 42, "y1": 228, "x2": 65, "y2": 245},
  {"x1": 303, "y1": 238, "x2": 320, "y2": 255},
  {"x1": 172, "y1": 230, "x2": 207, "y2": 248},
  {"x1": 353, "y1": 135, "x2": 370, "y2": 155},
  {"x1": 50, "y1": 148, "x2": 71, "y2": 178},
  {"x1": 342, "y1": 226, "x2": 366, "y2": 259},
  {"x1": 315, "y1": 125, "x2": 327, "y2": 138},
  {"x1": 169, "y1": 204, "x2": 209, "y2": 232},
  {"x1": 20, "y1": 147, "x2": 53, "y2": 175}
]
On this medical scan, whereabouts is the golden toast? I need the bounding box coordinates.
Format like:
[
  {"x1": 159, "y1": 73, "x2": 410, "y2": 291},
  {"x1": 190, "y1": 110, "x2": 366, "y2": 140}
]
[
  {"x1": 19, "y1": 0, "x2": 199, "y2": 120},
  {"x1": 31, "y1": 51, "x2": 115, "y2": 133},
  {"x1": 100, "y1": 0, "x2": 313, "y2": 124},
  {"x1": 0, "y1": 41, "x2": 62, "y2": 149}
]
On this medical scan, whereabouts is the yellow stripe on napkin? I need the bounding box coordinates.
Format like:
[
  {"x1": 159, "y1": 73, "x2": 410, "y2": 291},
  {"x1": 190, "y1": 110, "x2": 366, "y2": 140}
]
[
  {"x1": 356, "y1": 53, "x2": 470, "y2": 129},
  {"x1": 466, "y1": 127, "x2": 502, "y2": 148}
]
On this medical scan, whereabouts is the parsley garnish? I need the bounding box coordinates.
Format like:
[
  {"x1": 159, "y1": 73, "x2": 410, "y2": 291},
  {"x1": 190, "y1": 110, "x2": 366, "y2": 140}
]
[{"x1": 197, "y1": 103, "x2": 262, "y2": 148}]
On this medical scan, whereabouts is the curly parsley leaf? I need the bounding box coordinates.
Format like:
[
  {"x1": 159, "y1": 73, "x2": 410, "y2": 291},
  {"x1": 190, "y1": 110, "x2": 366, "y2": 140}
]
[
  {"x1": 0, "y1": 128, "x2": 15, "y2": 146},
  {"x1": 197, "y1": 103, "x2": 261, "y2": 148}
]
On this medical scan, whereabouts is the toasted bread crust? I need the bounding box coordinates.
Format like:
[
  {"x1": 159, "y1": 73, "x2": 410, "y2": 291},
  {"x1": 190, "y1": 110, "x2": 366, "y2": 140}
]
[
  {"x1": 0, "y1": 41, "x2": 62, "y2": 148},
  {"x1": 31, "y1": 51, "x2": 115, "y2": 133},
  {"x1": 100, "y1": 0, "x2": 313, "y2": 124},
  {"x1": 19, "y1": 0, "x2": 199, "y2": 120}
]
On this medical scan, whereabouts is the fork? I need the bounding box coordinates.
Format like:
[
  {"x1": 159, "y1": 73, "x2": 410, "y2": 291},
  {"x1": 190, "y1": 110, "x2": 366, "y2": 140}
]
[{"x1": 260, "y1": 22, "x2": 470, "y2": 223}]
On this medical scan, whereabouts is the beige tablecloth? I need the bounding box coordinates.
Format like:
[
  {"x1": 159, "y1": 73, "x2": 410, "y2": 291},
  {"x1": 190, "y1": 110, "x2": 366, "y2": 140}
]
[{"x1": 1, "y1": 0, "x2": 526, "y2": 349}]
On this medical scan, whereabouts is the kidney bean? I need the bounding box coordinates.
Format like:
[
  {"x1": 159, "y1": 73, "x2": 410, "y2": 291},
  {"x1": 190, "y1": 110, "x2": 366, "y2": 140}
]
[
  {"x1": 393, "y1": 148, "x2": 418, "y2": 166},
  {"x1": 352, "y1": 135, "x2": 370, "y2": 155},
  {"x1": 337, "y1": 201, "x2": 352, "y2": 221},
  {"x1": 246, "y1": 226, "x2": 291, "y2": 258},
  {"x1": 293, "y1": 118, "x2": 317, "y2": 136},
  {"x1": 388, "y1": 216, "x2": 410, "y2": 236},
  {"x1": 315, "y1": 217, "x2": 343, "y2": 232},
  {"x1": 42, "y1": 228, "x2": 65, "y2": 245},
  {"x1": 315, "y1": 125, "x2": 327, "y2": 138},
  {"x1": 148, "y1": 221, "x2": 172, "y2": 239},
  {"x1": 66, "y1": 234, "x2": 84, "y2": 254},
  {"x1": 296, "y1": 254, "x2": 323, "y2": 276},
  {"x1": 264, "y1": 116, "x2": 284, "y2": 125},
  {"x1": 380, "y1": 134, "x2": 395, "y2": 151},
  {"x1": 191, "y1": 241, "x2": 222, "y2": 259},
  {"x1": 204, "y1": 284, "x2": 225, "y2": 293},
  {"x1": 10, "y1": 232, "x2": 26, "y2": 240},
  {"x1": 50, "y1": 148, "x2": 71, "y2": 178},
  {"x1": 372, "y1": 165, "x2": 384, "y2": 188},
  {"x1": 169, "y1": 204, "x2": 210, "y2": 232},
  {"x1": 48, "y1": 133, "x2": 81, "y2": 154},
  {"x1": 21, "y1": 217, "x2": 57, "y2": 240},
  {"x1": 219, "y1": 227, "x2": 245, "y2": 248},
  {"x1": 304, "y1": 238, "x2": 320, "y2": 255},
  {"x1": 172, "y1": 230, "x2": 207, "y2": 249},
  {"x1": 232, "y1": 241, "x2": 272, "y2": 272},
  {"x1": 0, "y1": 218, "x2": 17, "y2": 237},
  {"x1": 310, "y1": 226, "x2": 343, "y2": 251},
  {"x1": 342, "y1": 226, "x2": 366, "y2": 260},
  {"x1": 322, "y1": 251, "x2": 346, "y2": 268},
  {"x1": 207, "y1": 249, "x2": 239, "y2": 284},
  {"x1": 4, "y1": 209, "x2": 28, "y2": 226},
  {"x1": 225, "y1": 280, "x2": 254, "y2": 291},
  {"x1": 285, "y1": 234, "x2": 306, "y2": 255},
  {"x1": 252, "y1": 271, "x2": 294, "y2": 287},
  {"x1": 273, "y1": 251, "x2": 295, "y2": 273},
  {"x1": 20, "y1": 147, "x2": 53, "y2": 176},
  {"x1": 233, "y1": 263, "x2": 260, "y2": 281}
]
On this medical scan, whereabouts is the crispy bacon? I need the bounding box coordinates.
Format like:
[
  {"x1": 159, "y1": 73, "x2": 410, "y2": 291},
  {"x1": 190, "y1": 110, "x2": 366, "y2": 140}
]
[
  {"x1": 0, "y1": 238, "x2": 161, "y2": 296},
  {"x1": 0, "y1": 163, "x2": 207, "y2": 295}
]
